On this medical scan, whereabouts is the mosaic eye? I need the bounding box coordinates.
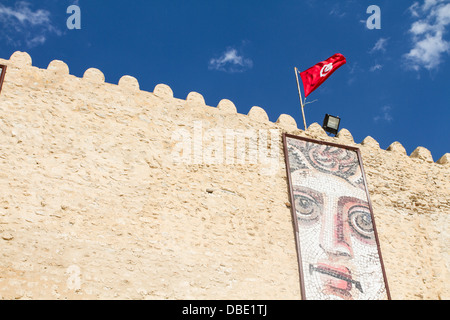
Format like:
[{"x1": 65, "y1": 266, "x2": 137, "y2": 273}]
[
  {"x1": 348, "y1": 206, "x2": 374, "y2": 240},
  {"x1": 294, "y1": 194, "x2": 320, "y2": 222}
]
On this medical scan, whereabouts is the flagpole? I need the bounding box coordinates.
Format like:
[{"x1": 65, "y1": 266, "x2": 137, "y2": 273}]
[{"x1": 294, "y1": 67, "x2": 307, "y2": 131}]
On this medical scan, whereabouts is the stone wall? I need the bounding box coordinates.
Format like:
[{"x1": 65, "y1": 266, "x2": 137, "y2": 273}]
[{"x1": 0, "y1": 51, "x2": 448, "y2": 300}]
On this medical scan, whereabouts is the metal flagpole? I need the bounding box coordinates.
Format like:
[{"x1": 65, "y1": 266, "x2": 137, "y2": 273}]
[{"x1": 294, "y1": 67, "x2": 307, "y2": 131}]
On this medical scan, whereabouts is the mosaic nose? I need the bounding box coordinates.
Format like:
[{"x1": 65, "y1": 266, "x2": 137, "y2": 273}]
[{"x1": 319, "y1": 199, "x2": 353, "y2": 258}]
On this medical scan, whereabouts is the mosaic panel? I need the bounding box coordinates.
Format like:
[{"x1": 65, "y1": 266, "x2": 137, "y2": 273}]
[
  {"x1": 0, "y1": 64, "x2": 6, "y2": 94},
  {"x1": 283, "y1": 134, "x2": 390, "y2": 300}
]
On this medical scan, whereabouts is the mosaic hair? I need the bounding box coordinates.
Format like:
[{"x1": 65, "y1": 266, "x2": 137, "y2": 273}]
[{"x1": 288, "y1": 139, "x2": 365, "y2": 190}]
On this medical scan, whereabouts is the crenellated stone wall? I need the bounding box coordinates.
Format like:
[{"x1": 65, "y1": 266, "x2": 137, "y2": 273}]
[{"x1": 0, "y1": 51, "x2": 448, "y2": 300}]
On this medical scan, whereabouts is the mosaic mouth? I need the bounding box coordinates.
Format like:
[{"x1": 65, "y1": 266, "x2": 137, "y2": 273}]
[{"x1": 309, "y1": 264, "x2": 363, "y2": 293}]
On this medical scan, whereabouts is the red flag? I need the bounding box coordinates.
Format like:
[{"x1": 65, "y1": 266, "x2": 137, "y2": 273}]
[{"x1": 299, "y1": 53, "x2": 347, "y2": 98}]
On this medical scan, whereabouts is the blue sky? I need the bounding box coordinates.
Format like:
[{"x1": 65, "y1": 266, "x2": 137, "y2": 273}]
[{"x1": 1, "y1": 0, "x2": 449, "y2": 160}]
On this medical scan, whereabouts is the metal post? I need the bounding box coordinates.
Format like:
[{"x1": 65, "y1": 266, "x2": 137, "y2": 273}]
[{"x1": 295, "y1": 67, "x2": 307, "y2": 131}]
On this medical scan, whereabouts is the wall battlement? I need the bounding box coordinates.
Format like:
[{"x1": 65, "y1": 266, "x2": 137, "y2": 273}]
[
  {"x1": 0, "y1": 51, "x2": 448, "y2": 300},
  {"x1": 2, "y1": 51, "x2": 448, "y2": 165}
]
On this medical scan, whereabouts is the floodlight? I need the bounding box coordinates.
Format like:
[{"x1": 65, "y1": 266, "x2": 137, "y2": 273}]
[{"x1": 322, "y1": 114, "x2": 341, "y2": 136}]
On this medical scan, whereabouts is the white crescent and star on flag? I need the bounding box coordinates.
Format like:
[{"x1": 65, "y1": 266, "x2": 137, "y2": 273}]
[{"x1": 320, "y1": 63, "x2": 334, "y2": 77}]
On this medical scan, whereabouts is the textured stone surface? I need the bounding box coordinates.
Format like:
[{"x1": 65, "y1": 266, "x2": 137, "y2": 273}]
[
  {"x1": 9, "y1": 51, "x2": 32, "y2": 67},
  {"x1": 306, "y1": 122, "x2": 327, "y2": 139},
  {"x1": 387, "y1": 141, "x2": 408, "y2": 156},
  {"x1": 410, "y1": 147, "x2": 434, "y2": 163},
  {"x1": 276, "y1": 114, "x2": 297, "y2": 130},
  {"x1": 118, "y1": 75, "x2": 140, "y2": 91},
  {"x1": 83, "y1": 68, "x2": 105, "y2": 84},
  {"x1": 0, "y1": 52, "x2": 448, "y2": 300},
  {"x1": 248, "y1": 106, "x2": 269, "y2": 122},
  {"x1": 47, "y1": 60, "x2": 70, "y2": 75},
  {"x1": 362, "y1": 136, "x2": 380, "y2": 149},
  {"x1": 437, "y1": 153, "x2": 450, "y2": 165},
  {"x1": 186, "y1": 92, "x2": 206, "y2": 107},
  {"x1": 336, "y1": 128, "x2": 354, "y2": 144},
  {"x1": 217, "y1": 99, "x2": 237, "y2": 114}
]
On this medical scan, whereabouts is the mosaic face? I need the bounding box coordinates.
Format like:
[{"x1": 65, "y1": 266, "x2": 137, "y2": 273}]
[{"x1": 285, "y1": 136, "x2": 389, "y2": 300}]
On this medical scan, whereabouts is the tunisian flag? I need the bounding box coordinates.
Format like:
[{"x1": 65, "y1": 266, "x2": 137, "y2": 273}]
[{"x1": 299, "y1": 53, "x2": 347, "y2": 98}]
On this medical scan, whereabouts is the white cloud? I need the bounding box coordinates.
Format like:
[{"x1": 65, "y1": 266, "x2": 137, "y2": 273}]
[
  {"x1": 0, "y1": 1, "x2": 60, "y2": 48},
  {"x1": 409, "y1": 2, "x2": 421, "y2": 18},
  {"x1": 370, "y1": 64, "x2": 383, "y2": 72},
  {"x1": 374, "y1": 106, "x2": 393, "y2": 123},
  {"x1": 371, "y1": 38, "x2": 389, "y2": 53},
  {"x1": 208, "y1": 47, "x2": 253, "y2": 73},
  {"x1": 404, "y1": 0, "x2": 450, "y2": 70},
  {"x1": 329, "y1": 7, "x2": 346, "y2": 18},
  {"x1": 423, "y1": 0, "x2": 446, "y2": 11},
  {"x1": 410, "y1": 21, "x2": 433, "y2": 34}
]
